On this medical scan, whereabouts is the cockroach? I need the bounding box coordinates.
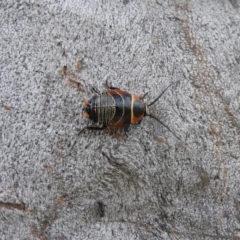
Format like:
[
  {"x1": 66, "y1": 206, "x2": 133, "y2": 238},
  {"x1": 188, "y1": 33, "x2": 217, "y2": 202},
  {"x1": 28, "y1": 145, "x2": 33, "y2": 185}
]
[{"x1": 81, "y1": 82, "x2": 180, "y2": 140}]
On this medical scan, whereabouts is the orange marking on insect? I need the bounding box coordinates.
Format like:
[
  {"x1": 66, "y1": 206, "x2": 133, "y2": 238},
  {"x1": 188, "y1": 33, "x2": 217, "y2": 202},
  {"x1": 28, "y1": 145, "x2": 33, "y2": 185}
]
[
  {"x1": 83, "y1": 99, "x2": 88, "y2": 105},
  {"x1": 83, "y1": 112, "x2": 89, "y2": 117}
]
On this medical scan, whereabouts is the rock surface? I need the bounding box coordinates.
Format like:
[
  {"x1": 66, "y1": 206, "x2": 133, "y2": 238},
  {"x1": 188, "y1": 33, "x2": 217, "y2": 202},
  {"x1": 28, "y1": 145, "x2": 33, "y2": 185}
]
[{"x1": 1, "y1": 1, "x2": 240, "y2": 239}]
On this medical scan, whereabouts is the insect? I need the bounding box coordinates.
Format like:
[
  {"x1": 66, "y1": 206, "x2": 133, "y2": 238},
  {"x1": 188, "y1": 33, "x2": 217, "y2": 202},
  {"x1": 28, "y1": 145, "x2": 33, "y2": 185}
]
[{"x1": 81, "y1": 82, "x2": 180, "y2": 140}]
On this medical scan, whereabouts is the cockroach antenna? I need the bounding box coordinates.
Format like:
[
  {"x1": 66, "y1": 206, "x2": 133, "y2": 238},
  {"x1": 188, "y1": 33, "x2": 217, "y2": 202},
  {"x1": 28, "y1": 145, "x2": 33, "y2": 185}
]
[
  {"x1": 147, "y1": 82, "x2": 176, "y2": 107},
  {"x1": 145, "y1": 113, "x2": 181, "y2": 141},
  {"x1": 145, "y1": 81, "x2": 181, "y2": 141}
]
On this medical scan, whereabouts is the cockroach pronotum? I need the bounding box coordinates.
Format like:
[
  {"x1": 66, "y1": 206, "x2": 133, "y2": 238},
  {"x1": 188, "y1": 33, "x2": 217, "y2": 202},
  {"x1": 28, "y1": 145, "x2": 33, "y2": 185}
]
[{"x1": 81, "y1": 82, "x2": 180, "y2": 140}]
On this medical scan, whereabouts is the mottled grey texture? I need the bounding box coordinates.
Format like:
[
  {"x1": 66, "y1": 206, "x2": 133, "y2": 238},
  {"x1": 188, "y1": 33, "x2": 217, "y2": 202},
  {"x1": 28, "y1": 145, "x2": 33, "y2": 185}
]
[{"x1": 1, "y1": 0, "x2": 240, "y2": 239}]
